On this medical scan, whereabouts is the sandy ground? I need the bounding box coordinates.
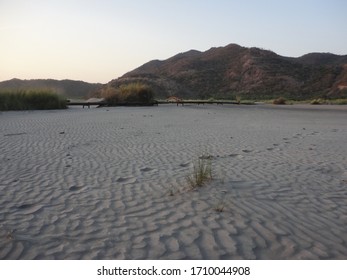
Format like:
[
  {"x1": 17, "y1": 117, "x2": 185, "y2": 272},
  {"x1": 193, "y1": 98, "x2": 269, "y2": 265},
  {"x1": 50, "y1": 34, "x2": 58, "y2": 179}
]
[{"x1": 0, "y1": 104, "x2": 346, "y2": 259}]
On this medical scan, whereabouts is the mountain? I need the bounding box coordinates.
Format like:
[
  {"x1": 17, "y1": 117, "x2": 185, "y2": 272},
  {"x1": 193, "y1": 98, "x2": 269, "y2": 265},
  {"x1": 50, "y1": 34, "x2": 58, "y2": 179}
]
[
  {"x1": 101, "y1": 44, "x2": 347, "y2": 100},
  {"x1": 0, "y1": 78, "x2": 102, "y2": 99}
]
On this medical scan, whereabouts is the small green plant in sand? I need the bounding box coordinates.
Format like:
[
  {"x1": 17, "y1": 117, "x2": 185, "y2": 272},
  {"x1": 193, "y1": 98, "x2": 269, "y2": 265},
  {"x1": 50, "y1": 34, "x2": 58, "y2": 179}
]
[
  {"x1": 213, "y1": 191, "x2": 228, "y2": 213},
  {"x1": 215, "y1": 196, "x2": 229, "y2": 213},
  {"x1": 186, "y1": 153, "x2": 213, "y2": 189},
  {"x1": 6, "y1": 229, "x2": 15, "y2": 240},
  {"x1": 214, "y1": 199, "x2": 226, "y2": 213}
]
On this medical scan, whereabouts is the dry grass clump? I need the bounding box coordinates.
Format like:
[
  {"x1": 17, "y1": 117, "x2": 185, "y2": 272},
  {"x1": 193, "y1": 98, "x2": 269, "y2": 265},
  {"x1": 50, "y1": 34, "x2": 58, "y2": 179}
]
[
  {"x1": 0, "y1": 89, "x2": 67, "y2": 111},
  {"x1": 214, "y1": 198, "x2": 226, "y2": 212},
  {"x1": 213, "y1": 190, "x2": 230, "y2": 213},
  {"x1": 101, "y1": 83, "x2": 154, "y2": 105},
  {"x1": 272, "y1": 97, "x2": 287, "y2": 105},
  {"x1": 186, "y1": 153, "x2": 213, "y2": 189},
  {"x1": 310, "y1": 98, "x2": 326, "y2": 105}
]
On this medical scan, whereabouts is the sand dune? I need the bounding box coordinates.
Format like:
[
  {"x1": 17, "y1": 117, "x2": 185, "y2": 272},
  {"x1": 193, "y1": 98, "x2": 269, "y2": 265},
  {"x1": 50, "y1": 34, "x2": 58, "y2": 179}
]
[{"x1": 0, "y1": 104, "x2": 346, "y2": 259}]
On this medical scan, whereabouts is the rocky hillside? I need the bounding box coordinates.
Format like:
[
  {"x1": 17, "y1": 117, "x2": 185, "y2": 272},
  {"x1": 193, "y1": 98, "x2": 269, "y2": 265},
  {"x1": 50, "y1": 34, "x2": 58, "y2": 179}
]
[
  {"x1": 0, "y1": 78, "x2": 102, "y2": 99},
  {"x1": 103, "y1": 44, "x2": 347, "y2": 100}
]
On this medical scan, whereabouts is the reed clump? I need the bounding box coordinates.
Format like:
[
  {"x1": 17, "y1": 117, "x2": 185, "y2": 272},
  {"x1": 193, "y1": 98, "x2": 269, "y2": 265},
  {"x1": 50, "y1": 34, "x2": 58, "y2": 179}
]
[{"x1": 0, "y1": 89, "x2": 67, "y2": 111}]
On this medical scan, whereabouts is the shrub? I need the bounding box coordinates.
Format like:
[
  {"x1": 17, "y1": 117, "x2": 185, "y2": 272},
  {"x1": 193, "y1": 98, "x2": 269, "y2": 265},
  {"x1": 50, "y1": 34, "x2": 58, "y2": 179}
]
[
  {"x1": 101, "y1": 83, "x2": 154, "y2": 105},
  {"x1": 0, "y1": 90, "x2": 67, "y2": 111},
  {"x1": 272, "y1": 97, "x2": 286, "y2": 105},
  {"x1": 100, "y1": 87, "x2": 119, "y2": 104}
]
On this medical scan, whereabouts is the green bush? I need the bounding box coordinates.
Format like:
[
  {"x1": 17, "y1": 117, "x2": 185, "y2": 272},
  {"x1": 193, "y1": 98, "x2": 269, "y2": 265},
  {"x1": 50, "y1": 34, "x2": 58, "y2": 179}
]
[
  {"x1": 101, "y1": 83, "x2": 154, "y2": 105},
  {"x1": 0, "y1": 90, "x2": 67, "y2": 111}
]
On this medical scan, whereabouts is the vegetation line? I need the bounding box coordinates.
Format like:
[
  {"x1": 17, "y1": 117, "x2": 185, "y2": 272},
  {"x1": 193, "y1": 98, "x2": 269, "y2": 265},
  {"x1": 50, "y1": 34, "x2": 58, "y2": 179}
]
[{"x1": 0, "y1": 89, "x2": 67, "y2": 111}]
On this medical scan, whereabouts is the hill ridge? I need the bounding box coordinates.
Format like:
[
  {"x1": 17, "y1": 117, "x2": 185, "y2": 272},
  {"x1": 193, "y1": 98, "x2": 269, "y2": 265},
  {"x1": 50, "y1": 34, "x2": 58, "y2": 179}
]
[
  {"x1": 108, "y1": 43, "x2": 347, "y2": 100},
  {"x1": 0, "y1": 78, "x2": 102, "y2": 99}
]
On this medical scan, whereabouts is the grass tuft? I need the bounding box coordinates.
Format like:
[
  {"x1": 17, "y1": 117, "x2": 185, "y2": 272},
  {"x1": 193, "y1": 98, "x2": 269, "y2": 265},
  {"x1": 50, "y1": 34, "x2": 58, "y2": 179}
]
[
  {"x1": 213, "y1": 202, "x2": 225, "y2": 213},
  {"x1": 213, "y1": 190, "x2": 228, "y2": 213},
  {"x1": 186, "y1": 153, "x2": 213, "y2": 189},
  {"x1": 6, "y1": 229, "x2": 15, "y2": 240}
]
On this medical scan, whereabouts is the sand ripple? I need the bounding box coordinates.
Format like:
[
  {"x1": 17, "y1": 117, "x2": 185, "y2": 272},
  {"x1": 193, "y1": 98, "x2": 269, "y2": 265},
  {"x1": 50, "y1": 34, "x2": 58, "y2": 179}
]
[{"x1": 0, "y1": 105, "x2": 346, "y2": 259}]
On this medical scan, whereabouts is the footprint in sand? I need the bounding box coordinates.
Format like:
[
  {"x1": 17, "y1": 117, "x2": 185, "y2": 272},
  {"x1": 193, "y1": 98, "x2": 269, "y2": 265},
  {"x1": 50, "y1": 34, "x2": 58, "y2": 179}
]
[
  {"x1": 341, "y1": 172, "x2": 347, "y2": 183},
  {"x1": 229, "y1": 154, "x2": 243, "y2": 159},
  {"x1": 4, "y1": 132, "x2": 27, "y2": 137},
  {"x1": 17, "y1": 203, "x2": 33, "y2": 209},
  {"x1": 294, "y1": 132, "x2": 305, "y2": 138},
  {"x1": 140, "y1": 167, "x2": 157, "y2": 173},
  {"x1": 69, "y1": 186, "x2": 84, "y2": 192},
  {"x1": 179, "y1": 162, "x2": 191, "y2": 168},
  {"x1": 242, "y1": 149, "x2": 253, "y2": 153},
  {"x1": 116, "y1": 176, "x2": 137, "y2": 184},
  {"x1": 17, "y1": 204, "x2": 43, "y2": 214}
]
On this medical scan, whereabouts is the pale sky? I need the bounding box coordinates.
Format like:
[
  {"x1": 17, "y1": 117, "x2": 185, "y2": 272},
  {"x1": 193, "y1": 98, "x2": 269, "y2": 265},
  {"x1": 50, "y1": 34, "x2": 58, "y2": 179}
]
[{"x1": 1, "y1": 0, "x2": 346, "y2": 83}]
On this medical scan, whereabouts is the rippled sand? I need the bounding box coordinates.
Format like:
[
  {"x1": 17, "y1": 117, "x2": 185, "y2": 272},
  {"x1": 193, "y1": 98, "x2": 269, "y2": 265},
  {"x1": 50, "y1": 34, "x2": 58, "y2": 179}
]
[{"x1": 0, "y1": 104, "x2": 346, "y2": 259}]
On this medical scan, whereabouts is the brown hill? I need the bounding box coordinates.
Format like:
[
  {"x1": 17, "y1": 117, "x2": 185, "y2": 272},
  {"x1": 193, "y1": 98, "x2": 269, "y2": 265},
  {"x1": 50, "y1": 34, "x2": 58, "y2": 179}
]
[
  {"x1": 0, "y1": 78, "x2": 102, "y2": 99},
  {"x1": 102, "y1": 44, "x2": 347, "y2": 100}
]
